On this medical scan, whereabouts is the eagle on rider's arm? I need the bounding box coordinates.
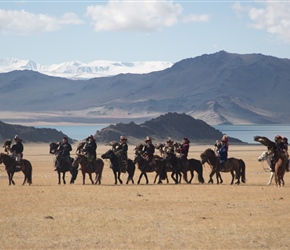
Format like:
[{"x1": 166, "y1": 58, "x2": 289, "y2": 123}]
[{"x1": 254, "y1": 136, "x2": 276, "y2": 150}]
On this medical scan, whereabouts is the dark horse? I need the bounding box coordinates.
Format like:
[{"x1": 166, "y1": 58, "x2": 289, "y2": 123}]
[
  {"x1": 0, "y1": 153, "x2": 32, "y2": 186},
  {"x1": 49, "y1": 142, "x2": 78, "y2": 185},
  {"x1": 101, "y1": 149, "x2": 135, "y2": 185},
  {"x1": 72, "y1": 154, "x2": 104, "y2": 185},
  {"x1": 155, "y1": 142, "x2": 204, "y2": 184},
  {"x1": 134, "y1": 144, "x2": 166, "y2": 184},
  {"x1": 200, "y1": 148, "x2": 245, "y2": 185}
]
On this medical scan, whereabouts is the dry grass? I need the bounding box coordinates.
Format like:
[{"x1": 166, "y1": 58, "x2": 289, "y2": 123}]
[{"x1": 0, "y1": 143, "x2": 289, "y2": 249}]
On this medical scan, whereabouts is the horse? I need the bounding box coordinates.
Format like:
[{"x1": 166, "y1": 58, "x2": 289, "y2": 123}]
[
  {"x1": 154, "y1": 143, "x2": 183, "y2": 184},
  {"x1": 0, "y1": 153, "x2": 32, "y2": 186},
  {"x1": 49, "y1": 142, "x2": 78, "y2": 185},
  {"x1": 200, "y1": 148, "x2": 244, "y2": 185},
  {"x1": 254, "y1": 136, "x2": 287, "y2": 187},
  {"x1": 184, "y1": 158, "x2": 205, "y2": 184},
  {"x1": 134, "y1": 144, "x2": 166, "y2": 184},
  {"x1": 101, "y1": 149, "x2": 135, "y2": 185},
  {"x1": 258, "y1": 151, "x2": 275, "y2": 185},
  {"x1": 72, "y1": 154, "x2": 104, "y2": 185}
]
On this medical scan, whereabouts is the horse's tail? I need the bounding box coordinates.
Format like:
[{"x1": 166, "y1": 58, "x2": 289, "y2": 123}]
[
  {"x1": 239, "y1": 159, "x2": 246, "y2": 183},
  {"x1": 197, "y1": 161, "x2": 205, "y2": 184},
  {"x1": 24, "y1": 160, "x2": 33, "y2": 185}
]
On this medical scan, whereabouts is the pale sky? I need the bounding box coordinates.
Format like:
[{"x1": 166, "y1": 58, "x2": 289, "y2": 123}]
[{"x1": 1, "y1": 0, "x2": 290, "y2": 64}]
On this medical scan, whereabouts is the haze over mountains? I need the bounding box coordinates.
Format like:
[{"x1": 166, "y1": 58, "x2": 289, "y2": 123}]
[
  {"x1": 0, "y1": 58, "x2": 173, "y2": 80},
  {"x1": 1, "y1": 51, "x2": 290, "y2": 126}
]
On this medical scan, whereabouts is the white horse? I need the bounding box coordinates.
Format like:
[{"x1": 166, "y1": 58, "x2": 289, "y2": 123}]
[{"x1": 258, "y1": 151, "x2": 274, "y2": 185}]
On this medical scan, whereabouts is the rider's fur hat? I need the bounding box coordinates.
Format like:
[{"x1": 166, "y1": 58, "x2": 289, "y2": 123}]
[
  {"x1": 183, "y1": 137, "x2": 190, "y2": 143},
  {"x1": 87, "y1": 135, "x2": 95, "y2": 141},
  {"x1": 120, "y1": 135, "x2": 127, "y2": 141},
  {"x1": 145, "y1": 136, "x2": 152, "y2": 142}
]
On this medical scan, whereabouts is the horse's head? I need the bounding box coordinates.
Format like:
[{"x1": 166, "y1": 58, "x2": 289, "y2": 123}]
[
  {"x1": 134, "y1": 143, "x2": 144, "y2": 153},
  {"x1": 72, "y1": 154, "x2": 87, "y2": 168},
  {"x1": 107, "y1": 141, "x2": 120, "y2": 151},
  {"x1": 200, "y1": 148, "x2": 216, "y2": 164},
  {"x1": 101, "y1": 149, "x2": 114, "y2": 160},
  {"x1": 49, "y1": 142, "x2": 59, "y2": 154},
  {"x1": 258, "y1": 151, "x2": 272, "y2": 162}
]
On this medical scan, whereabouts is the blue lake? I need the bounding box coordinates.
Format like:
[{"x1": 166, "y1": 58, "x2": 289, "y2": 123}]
[
  {"x1": 37, "y1": 124, "x2": 290, "y2": 144},
  {"x1": 214, "y1": 124, "x2": 290, "y2": 144}
]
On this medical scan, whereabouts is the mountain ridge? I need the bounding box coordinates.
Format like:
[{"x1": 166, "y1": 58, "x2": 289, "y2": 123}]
[
  {"x1": 1, "y1": 51, "x2": 290, "y2": 125},
  {"x1": 0, "y1": 58, "x2": 173, "y2": 80}
]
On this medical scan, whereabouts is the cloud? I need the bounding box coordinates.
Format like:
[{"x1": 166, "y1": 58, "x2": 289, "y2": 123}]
[
  {"x1": 233, "y1": 2, "x2": 290, "y2": 43},
  {"x1": 86, "y1": 0, "x2": 209, "y2": 32},
  {"x1": 0, "y1": 9, "x2": 83, "y2": 35}
]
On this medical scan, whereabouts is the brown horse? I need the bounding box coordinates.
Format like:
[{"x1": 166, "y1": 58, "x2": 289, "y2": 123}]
[
  {"x1": 72, "y1": 154, "x2": 104, "y2": 185},
  {"x1": 254, "y1": 136, "x2": 287, "y2": 187},
  {"x1": 0, "y1": 153, "x2": 32, "y2": 185},
  {"x1": 200, "y1": 148, "x2": 244, "y2": 185}
]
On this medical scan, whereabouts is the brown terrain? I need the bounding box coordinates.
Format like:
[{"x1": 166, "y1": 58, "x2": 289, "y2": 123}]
[{"x1": 0, "y1": 143, "x2": 289, "y2": 249}]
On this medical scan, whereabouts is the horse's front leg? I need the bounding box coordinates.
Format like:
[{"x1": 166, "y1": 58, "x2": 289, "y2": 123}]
[
  {"x1": 208, "y1": 170, "x2": 215, "y2": 184},
  {"x1": 117, "y1": 171, "x2": 123, "y2": 185},
  {"x1": 88, "y1": 173, "x2": 94, "y2": 185},
  {"x1": 7, "y1": 171, "x2": 14, "y2": 185},
  {"x1": 171, "y1": 171, "x2": 177, "y2": 184},
  {"x1": 137, "y1": 172, "x2": 143, "y2": 184},
  {"x1": 267, "y1": 172, "x2": 274, "y2": 185},
  {"x1": 62, "y1": 172, "x2": 66, "y2": 184},
  {"x1": 144, "y1": 173, "x2": 149, "y2": 184},
  {"x1": 82, "y1": 171, "x2": 86, "y2": 185},
  {"x1": 113, "y1": 170, "x2": 118, "y2": 185},
  {"x1": 153, "y1": 173, "x2": 159, "y2": 184},
  {"x1": 57, "y1": 172, "x2": 61, "y2": 184}
]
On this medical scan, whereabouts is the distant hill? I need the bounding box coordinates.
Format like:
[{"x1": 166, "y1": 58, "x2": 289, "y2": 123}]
[
  {"x1": 1, "y1": 51, "x2": 290, "y2": 125},
  {"x1": 95, "y1": 112, "x2": 244, "y2": 144},
  {"x1": 0, "y1": 121, "x2": 74, "y2": 143}
]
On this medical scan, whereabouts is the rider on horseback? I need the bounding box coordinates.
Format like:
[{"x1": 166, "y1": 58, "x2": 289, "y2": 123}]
[
  {"x1": 55, "y1": 137, "x2": 72, "y2": 171},
  {"x1": 217, "y1": 137, "x2": 228, "y2": 171},
  {"x1": 83, "y1": 135, "x2": 97, "y2": 171},
  {"x1": 142, "y1": 136, "x2": 155, "y2": 170},
  {"x1": 115, "y1": 135, "x2": 128, "y2": 173},
  {"x1": 164, "y1": 138, "x2": 175, "y2": 155},
  {"x1": 176, "y1": 137, "x2": 190, "y2": 170},
  {"x1": 270, "y1": 135, "x2": 287, "y2": 172},
  {"x1": 11, "y1": 135, "x2": 24, "y2": 170}
]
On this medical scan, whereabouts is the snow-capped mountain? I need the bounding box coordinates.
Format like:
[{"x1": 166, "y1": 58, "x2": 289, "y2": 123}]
[{"x1": 0, "y1": 58, "x2": 173, "y2": 80}]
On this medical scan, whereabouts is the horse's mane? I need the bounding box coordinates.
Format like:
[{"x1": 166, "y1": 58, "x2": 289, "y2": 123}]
[{"x1": 201, "y1": 148, "x2": 215, "y2": 157}]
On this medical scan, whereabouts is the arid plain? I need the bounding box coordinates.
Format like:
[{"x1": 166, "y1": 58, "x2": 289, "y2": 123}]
[{"x1": 0, "y1": 143, "x2": 289, "y2": 249}]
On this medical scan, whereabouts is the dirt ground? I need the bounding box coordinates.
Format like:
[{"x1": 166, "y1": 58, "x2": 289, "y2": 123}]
[{"x1": 0, "y1": 143, "x2": 289, "y2": 250}]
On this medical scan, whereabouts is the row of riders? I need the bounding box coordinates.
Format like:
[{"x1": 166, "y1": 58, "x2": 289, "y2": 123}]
[{"x1": 0, "y1": 133, "x2": 288, "y2": 186}]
